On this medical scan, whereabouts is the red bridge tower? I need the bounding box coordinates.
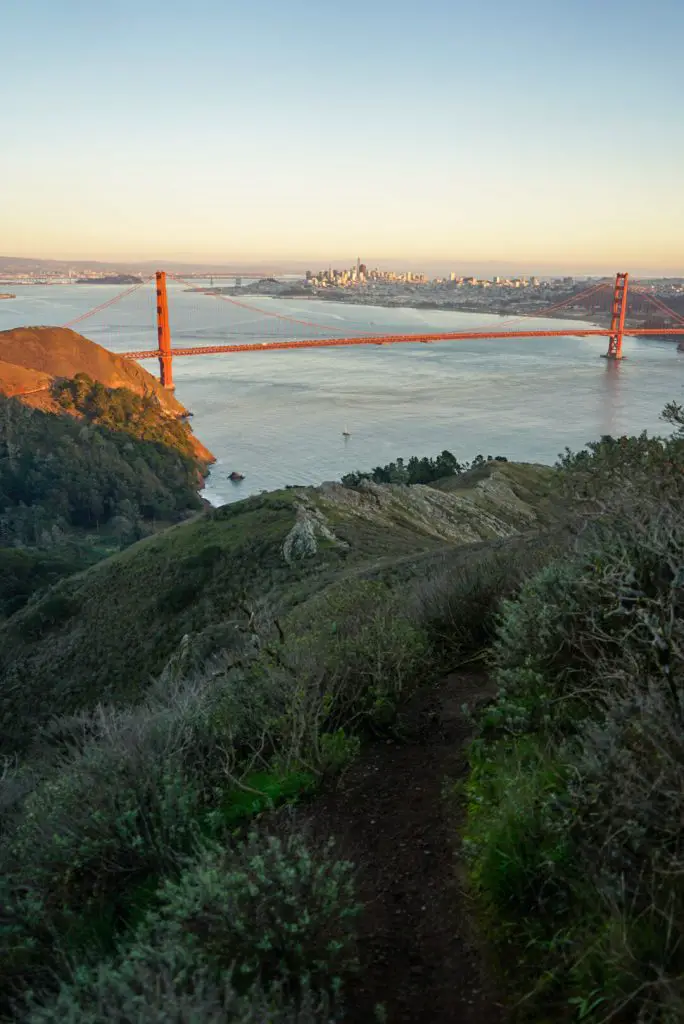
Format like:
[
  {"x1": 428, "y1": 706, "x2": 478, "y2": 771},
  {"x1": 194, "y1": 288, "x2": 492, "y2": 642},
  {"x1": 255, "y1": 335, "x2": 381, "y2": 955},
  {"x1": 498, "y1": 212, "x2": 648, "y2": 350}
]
[
  {"x1": 156, "y1": 271, "x2": 174, "y2": 388},
  {"x1": 605, "y1": 271, "x2": 629, "y2": 360}
]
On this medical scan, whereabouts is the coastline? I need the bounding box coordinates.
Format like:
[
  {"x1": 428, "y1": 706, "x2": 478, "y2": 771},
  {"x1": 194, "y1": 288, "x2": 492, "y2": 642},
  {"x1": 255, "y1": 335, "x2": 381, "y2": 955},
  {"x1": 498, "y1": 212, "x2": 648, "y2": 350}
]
[
  {"x1": 217, "y1": 286, "x2": 615, "y2": 330},
  {"x1": 219, "y1": 287, "x2": 681, "y2": 337},
  {"x1": 290, "y1": 294, "x2": 613, "y2": 328}
]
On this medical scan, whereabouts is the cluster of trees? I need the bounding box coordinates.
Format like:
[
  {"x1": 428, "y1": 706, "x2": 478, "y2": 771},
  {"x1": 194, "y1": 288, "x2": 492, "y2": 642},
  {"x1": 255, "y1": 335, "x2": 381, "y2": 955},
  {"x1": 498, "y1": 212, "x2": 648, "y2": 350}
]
[
  {"x1": 0, "y1": 383, "x2": 207, "y2": 613},
  {"x1": 342, "y1": 449, "x2": 507, "y2": 487},
  {"x1": 53, "y1": 374, "x2": 197, "y2": 456},
  {"x1": 0, "y1": 388, "x2": 205, "y2": 547}
]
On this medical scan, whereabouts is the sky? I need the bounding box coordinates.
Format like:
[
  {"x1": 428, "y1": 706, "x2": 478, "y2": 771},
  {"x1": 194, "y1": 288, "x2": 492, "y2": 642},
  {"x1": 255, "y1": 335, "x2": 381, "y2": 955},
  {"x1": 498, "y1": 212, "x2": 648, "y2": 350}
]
[{"x1": 2, "y1": 0, "x2": 683, "y2": 274}]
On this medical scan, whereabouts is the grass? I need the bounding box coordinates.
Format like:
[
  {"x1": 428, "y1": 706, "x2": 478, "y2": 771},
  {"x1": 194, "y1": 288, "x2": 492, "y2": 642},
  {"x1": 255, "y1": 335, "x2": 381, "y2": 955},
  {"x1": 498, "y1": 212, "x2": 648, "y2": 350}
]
[
  {"x1": 216, "y1": 770, "x2": 318, "y2": 827},
  {"x1": 0, "y1": 466, "x2": 556, "y2": 752},
  {"x1": 0, "y1": 491, "x2": 319, "y2": 746}
]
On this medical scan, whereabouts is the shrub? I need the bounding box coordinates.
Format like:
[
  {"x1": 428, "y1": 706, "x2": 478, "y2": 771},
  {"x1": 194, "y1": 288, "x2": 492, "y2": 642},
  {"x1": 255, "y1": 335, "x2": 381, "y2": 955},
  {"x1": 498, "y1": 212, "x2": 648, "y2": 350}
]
[
  {"x1": 195, "y1": 579, "x2": 428, "y2": 782},
  {"x1": 466, "y1": 441, "x2": 684, "y2": 1021},
  {"x1": 137, "y1": 831, "x2": 359, "y2": 999},
  {"x1": 0, "y1": 656, "x2": 360, "y2": 1007},
  {"x1": 490, "y1": 498, "x2": 684, "y2": 738},
  {"x1": 23, "y1": 829, "x2": 356, "y2": 1024},
  {"x1": 563, "y1": 678, "x2": 684, "y2": 1018},
  {"x1": 0, "y1": 719, "x2": 199, "y2": 988},
  {"x1": 0, "y1": 756, "x2": 37, "y2": 837},
  {"x1": 23, "y1": 942, "x2": 337, "y2": 1023},
  {"x1": 0, "y1": 674, "x2": 242, "y2": 1001},
  {"x1": 242, "y1": 581, "x2": 429, "y2": 770},
  {"x1": 417, "y1": 540, "x2": 552, "y2": 660}
]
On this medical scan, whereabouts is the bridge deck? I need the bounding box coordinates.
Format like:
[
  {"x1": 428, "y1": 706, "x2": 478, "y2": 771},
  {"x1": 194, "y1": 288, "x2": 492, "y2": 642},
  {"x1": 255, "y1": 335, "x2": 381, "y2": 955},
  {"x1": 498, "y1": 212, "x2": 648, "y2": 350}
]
[{"x1": 121, "y1": 326, "x2": 684, "y2": 359}]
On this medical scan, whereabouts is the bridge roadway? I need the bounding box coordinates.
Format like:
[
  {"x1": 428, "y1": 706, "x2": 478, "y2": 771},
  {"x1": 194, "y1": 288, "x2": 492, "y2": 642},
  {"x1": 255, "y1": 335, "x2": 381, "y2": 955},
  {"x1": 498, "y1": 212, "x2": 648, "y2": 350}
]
[{"x1": 121, "y1": 326, "x2": 684, "y2": 360}]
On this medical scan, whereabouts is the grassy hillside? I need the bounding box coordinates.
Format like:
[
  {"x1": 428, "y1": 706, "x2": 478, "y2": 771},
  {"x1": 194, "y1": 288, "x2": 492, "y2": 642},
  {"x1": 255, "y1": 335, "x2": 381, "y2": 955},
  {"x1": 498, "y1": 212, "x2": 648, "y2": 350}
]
[
  {"x1": 3, "y1": 409, "x2": 684, "y2": 1022},
  {"x1": 0, "y1": 326, "x2": 184, "y2": 415},
  {"x1": 0, "y1": 463, "x2": 555, "y2": 751},
  {"x1": 0, "y1": 326, "x2": 214, "y2": 463},
  {"x1": 0, "y1": 359, "x2": 52, "y2": 400},
  {"x1": 0, "y1": 446, "x2": 562, "y2": 1020}
]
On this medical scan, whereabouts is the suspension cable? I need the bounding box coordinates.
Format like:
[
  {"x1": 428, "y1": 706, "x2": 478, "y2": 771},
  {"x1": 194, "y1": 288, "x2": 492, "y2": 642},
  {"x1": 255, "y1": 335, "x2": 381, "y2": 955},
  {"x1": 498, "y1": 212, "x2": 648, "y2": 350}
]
[
  {"x1": 168, "y1": 272, "x2": 344, "y2": 334},
  {"x1": 629, "y1": 284, "x2": 684, "y2": 324},
  {"x1": 62, "y1": 281, "x2": 147, "y2": 329}
]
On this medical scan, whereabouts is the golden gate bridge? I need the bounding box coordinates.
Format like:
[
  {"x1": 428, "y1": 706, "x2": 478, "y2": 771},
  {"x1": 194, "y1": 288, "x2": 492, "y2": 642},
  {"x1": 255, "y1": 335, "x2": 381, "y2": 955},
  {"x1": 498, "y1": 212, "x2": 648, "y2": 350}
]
[{"x1": 62, "y1": 271, "x2": 684, "y2": 391}]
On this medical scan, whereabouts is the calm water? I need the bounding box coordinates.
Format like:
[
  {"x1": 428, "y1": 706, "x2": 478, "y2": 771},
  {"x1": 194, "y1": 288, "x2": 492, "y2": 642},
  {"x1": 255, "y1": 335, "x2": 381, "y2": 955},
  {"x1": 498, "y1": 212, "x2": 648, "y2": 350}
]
[{"x1": 2, "y1": 282, "x2": 682, "y2": 506}]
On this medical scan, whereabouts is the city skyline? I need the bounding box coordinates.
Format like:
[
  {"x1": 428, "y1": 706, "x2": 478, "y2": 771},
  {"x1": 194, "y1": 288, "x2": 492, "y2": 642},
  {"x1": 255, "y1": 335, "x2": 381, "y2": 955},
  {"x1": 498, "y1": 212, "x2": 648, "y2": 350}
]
[{"x1": 3, "y1": 0, "x2": 684, "y2": 274}]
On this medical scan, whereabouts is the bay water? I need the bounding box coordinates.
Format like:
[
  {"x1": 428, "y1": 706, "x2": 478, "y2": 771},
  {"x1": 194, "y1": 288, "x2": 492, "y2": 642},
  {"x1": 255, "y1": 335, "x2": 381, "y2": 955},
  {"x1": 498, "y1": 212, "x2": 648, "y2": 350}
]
[{"x1": 2, "y1": 281, "x2": 682, "y2": 506}]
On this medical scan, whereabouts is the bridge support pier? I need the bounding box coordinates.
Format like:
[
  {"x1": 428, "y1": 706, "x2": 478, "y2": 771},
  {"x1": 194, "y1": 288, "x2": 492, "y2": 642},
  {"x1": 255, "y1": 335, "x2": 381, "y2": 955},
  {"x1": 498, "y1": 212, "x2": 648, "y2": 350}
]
[
  {"x1": 603, "y1": 272, "x2": 629, "y2": 360},
  {"x1": 156, "y1": 270, "x2": 174, "y2": 388}
]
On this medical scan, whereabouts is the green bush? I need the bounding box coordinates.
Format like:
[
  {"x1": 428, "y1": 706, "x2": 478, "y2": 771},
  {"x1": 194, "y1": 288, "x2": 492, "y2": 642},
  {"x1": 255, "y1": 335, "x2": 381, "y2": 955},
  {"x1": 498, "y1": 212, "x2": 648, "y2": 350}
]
[
  {"x1": 0, "y1": 646, "x2": 362, "y2": 1007},
  {"x1": 0, "y1": 674, "x2": 240, "y2": 1001},
  {"x1": 137, "y1": 831, "x2": 359, "y2": 998},
  {"x1": 23, "y1": 829, "x2": 356, "y2": 1023},
  {"x1": 0, "y1": 724, "x2": 199, "y2": 999},
  {"x1": 466, "y1": 444, "x2": 684, "y2": 1021},
  {"x1": 417, "y1": 540, "x2": 553, "y2": 660},
  {"x1": 280, "y1": 579, "x2": 429, "y2": 733},
  {"x1": 23, "y1": 942, "x2": 337, "y2": 1023},
  {"x1": 465, "y1": 739, "x2": 576, "y2": 924},
  {"x1": 196, "y1": 579, "x2": 428, "y2": 781}
]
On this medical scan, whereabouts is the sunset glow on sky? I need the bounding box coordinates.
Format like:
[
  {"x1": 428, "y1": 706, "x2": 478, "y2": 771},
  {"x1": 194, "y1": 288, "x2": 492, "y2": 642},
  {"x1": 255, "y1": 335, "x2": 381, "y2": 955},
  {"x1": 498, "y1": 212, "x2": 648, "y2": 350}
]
[{"x1": 3, "y1": 0, "x2": 683, "y2": 273}]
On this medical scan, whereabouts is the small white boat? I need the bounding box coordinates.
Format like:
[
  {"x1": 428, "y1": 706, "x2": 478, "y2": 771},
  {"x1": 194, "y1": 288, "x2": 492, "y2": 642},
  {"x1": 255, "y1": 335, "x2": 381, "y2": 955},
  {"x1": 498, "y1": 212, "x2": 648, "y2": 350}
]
[{"x1": 342, "y1": 426, "x2": 351, "y2": 437}]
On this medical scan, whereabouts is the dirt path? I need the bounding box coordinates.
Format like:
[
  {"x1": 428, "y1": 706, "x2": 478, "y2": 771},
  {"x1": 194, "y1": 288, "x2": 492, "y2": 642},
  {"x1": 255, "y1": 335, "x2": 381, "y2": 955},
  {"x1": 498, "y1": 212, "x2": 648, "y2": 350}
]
[{"x1": 300, "y1": 672, "x2": 505, "y2": 1023}]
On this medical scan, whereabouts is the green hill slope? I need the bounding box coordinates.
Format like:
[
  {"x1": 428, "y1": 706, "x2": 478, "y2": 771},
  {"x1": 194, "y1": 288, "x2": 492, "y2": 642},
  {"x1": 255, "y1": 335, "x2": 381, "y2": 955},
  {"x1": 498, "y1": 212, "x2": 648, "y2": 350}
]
[{"x1": 0, "y1": 463, "x2": 555, "y2": 751}]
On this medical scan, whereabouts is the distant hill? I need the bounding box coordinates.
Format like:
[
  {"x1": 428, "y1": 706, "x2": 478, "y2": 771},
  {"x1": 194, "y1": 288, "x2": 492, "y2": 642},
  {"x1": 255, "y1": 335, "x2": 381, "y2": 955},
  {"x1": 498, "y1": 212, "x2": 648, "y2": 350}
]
[
  {"x1": 0, "y1": 326, "x2": 213, "y2": 463},
  {"x1": 75, "y1": 275, "x2": 143, "y2": 285}
]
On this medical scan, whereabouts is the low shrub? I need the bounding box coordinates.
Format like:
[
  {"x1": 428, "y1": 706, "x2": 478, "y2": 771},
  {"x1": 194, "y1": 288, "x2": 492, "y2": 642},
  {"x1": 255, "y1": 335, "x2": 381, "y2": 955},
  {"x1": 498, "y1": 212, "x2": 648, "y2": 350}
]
[
  {"x1": 211, "y1": 580, "x2": 429, "y2": 776},
  {"x1": 22, "y1": 827, "x2": 356, "y2": 1024},
  {"x1": 137, "y1": 831, "x2": 359, "y2": 998},
  {"x1": 417, "y1": 540, "x2": 552, "y2": 660},
  {"x1": 23, "y1": 926, "x2": 337, "y2": 1024},
  {"x1": 0, "y1": 673, "x2": 243, "y2": 1003},
  {"x1": 465, "y1": 738, "x2": 576, "y2": 924},
  {"x1": 466, "y1": 474, "x2": 684, "y2": 1021}
]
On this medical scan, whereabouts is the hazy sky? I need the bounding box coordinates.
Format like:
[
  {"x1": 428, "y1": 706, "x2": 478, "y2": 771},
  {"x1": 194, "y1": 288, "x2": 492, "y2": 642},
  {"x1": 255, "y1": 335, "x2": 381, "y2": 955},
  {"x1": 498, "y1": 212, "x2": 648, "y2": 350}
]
[{"x1": 3, "y1": 0, "x2": 683, "y2": 272}]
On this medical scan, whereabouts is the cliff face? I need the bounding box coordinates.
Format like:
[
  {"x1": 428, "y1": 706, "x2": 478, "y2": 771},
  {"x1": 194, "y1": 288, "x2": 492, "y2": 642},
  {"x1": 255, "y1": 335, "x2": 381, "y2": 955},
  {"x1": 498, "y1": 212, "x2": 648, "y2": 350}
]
[{"x1": 0, "y1": 326, "x2": 214, "y2": 464}]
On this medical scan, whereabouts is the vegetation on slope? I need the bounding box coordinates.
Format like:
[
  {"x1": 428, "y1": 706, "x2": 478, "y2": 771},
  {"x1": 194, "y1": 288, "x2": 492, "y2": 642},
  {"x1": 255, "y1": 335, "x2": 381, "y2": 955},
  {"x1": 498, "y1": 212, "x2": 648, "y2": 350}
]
[
  {"x1": 0, "y1": 460, "x2": 554, "y2": 750},
  {"x1": 0, "y1": 384, "x2": 209, "y2": 615},
  {"x1": 0, "y1": 440, "x2": 559, "y2": 1019},
  {"x1": 464, "y1": 403, "x2": 684, "y2": 1023},
  {"x1": 53, "y1": 373, "x2": 199, "y2": 457}
]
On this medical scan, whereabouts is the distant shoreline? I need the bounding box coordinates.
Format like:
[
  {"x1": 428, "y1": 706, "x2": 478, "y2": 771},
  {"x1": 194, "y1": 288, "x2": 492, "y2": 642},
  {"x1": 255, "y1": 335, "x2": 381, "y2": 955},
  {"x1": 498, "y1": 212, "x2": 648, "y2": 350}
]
[
  {"x1": 285, "y1": 293, "x2": 613, "y2": 328},
  {"x1": 217, "y1": 286, "x2": 614, "y2": 330},
  {"x1": 213, "y1": 286, "x2": 681, "y2": 337}
]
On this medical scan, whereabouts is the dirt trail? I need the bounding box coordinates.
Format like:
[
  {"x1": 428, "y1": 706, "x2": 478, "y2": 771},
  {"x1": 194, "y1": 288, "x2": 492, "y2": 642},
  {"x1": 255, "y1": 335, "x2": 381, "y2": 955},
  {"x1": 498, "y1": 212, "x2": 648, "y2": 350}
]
[{"x1": 302, "y1": 672, "x2": 505, "y2": 1023}]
